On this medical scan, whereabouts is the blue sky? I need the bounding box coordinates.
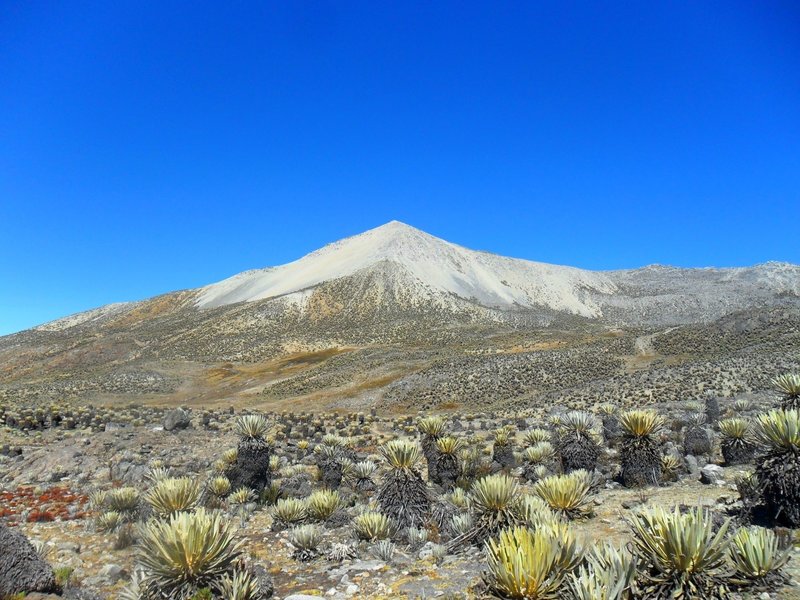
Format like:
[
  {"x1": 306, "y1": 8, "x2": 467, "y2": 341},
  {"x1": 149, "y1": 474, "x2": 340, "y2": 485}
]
[{"x1": 1, "y1": 1, "x2": 799, "y2": 335}]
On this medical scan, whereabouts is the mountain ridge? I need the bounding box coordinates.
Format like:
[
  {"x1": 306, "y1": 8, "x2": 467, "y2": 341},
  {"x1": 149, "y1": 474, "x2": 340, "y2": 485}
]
[
  {"x1": 194, "y1": 220, "x2": 799, "y2": 323},
  {"x1": 7, "y1": 220, "x2": 799, "y2": 337},
  {"x1": 1, "y1": 221, "x2": 798, "y2": 413}
]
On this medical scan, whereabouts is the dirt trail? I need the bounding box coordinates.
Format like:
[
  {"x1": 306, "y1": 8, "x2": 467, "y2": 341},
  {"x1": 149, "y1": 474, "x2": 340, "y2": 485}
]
[{"x1": 634, "y1": 327, "x2": 679, "y2": 356}]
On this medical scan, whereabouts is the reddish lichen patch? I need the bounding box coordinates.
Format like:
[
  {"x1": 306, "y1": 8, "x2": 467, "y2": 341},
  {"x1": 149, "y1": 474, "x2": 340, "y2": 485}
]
[{"x1": 0, "y1": 485, "x2": 89, "y2": 525}]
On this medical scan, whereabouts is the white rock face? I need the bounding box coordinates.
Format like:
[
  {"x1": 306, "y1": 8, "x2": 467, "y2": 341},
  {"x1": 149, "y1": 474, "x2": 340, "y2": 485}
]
[
  {"x1": 24, "y1": 221, "x2": 800, "y2": 334},
  {"x1": 34, "y1": 302, "x2": 134, "y2": 332},
  {"x1": 196, "y1": 221, "x2": 619, "y2": 317}
]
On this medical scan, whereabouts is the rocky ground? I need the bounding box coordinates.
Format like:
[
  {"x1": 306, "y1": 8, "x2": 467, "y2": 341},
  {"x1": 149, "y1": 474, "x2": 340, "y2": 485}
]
[
  {"x1": 1, "y1": 303, "x2": 799, "y2": 598},
  {"x1": 2, "y1": 393, "x2": 800, "y2": 599},
  {"x1": 2, "y1": 306, "x2": 798, "y2": 415}
]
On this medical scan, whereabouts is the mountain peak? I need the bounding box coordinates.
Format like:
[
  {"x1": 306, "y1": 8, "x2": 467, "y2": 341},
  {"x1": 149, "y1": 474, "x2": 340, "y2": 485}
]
[
  {"x1": 193, "y1": 223, "x2": 800, "y2": 321},
  {"x1": 348, "y1": 220, "x2": 431, "y2": 245},
  {"x1": 195, "y1": 222, "x2": 618, "y2": 314},
  {"x1": 374, "y1": 219, "x2": 414, "y2": 230},
  {"x1": 303, "y1": 220, "x2": 443, "y2": 262}
]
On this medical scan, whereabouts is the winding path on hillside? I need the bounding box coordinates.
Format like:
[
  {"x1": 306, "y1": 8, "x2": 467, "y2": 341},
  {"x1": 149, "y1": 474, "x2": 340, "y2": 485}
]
[{"x1": 634, "y1": 327, "x2": 680, "y2": 356}]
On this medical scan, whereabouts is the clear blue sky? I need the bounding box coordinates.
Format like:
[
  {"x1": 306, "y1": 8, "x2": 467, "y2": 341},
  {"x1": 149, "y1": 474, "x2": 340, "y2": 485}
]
[{"x1": 2, "y1": 1, "x2": 799, "y2": 335}]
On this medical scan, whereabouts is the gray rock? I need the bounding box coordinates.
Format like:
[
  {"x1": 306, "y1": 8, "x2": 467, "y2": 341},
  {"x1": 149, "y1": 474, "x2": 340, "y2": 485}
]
[
  {"x1": 57, "y1": 541, "x2": 81, "y2": 554},
  {"x1": 162, "y1": 408, "x2": 191, "y2": 431},
  {"x1": 0, "y1": 522, "x2": 59, "y2": 597},
  {"x1": 48, "y1": 466, "x2": 69, "y2": 482},
  {"x1": 63, "y1": 588, "x2": 106, "y2": 600},
  {"x1": 685, "y1": 455, "x2": 700, "y2": 475},
  {"x1": 343, "y1": 559, "x2": 385, "y2": 572},
  {"x1": 700, "y1": 464, "x2": 725, "y2": 485},
  {"x1": 281, "y1": 472, "x2": 313, "y2": 498},
  {"x1": 98, "y1": 563, "x2": 126, "y2": 584},
  {"x1": 250, "y1": 564, "x2": 274, "y2": 598},
  {"x1": 418, "y1": 541, "x2": 437, "y2": 560}
]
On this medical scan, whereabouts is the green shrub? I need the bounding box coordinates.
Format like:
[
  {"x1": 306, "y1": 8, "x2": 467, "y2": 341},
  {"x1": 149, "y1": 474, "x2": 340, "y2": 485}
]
[
  {"x1": 136, "y1": 508, "x2": 243, "y2": 598},
  {"x1": 629, "y1": 506, "x2": 730, "y2": 599},
  {"x1": 352, "y1": 511, "x2": 394, "y2": 541},
  {"x1": 271, "y1": 497, "x2": 307, "y2": 526},
  {"x1": 306, "y1": 489, "x2": 341, "y2": 521},
  {"x1": 289, "y1": 524, "x2": 323, "y2": 561},
  {"x1": 235, "y1": 414, "x2": 269, "y2": 440},
  {"x1": 484, "y1": 525, "x2": 582, "y2": 599},
  {"x1": 533, "y1": 471, "x2": 593, "y2": 520},
  {"x1": 218, "y1": 569, "x2": 261, "y2": 600},
  {"x1": 729, "y1": 526, "x2": 790, "y2": 584},
  {"x1": 144, "y1": 477, "x2": 202, "y2": 517}
]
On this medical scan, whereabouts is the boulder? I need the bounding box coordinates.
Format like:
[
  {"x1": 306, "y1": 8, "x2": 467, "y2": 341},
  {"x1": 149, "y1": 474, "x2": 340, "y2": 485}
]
[
  {"x1": 250, "y1": 564, "x2": 274, "y2": 598},
  {"x1": 684, "y1": 455, "x2": 700, "y2": 475},
  {"x1": 700, "y1": 464, "x2": 725, "y2": 485},
  {"x1": 418, "y1": 541, "x2": 437, "y2": 560},
  {"x1": 98, "y1": 563, "x2": 127, "y2": 584},
  {"x1": 162, "y1": 408, "x2": 191, "y2": 431},
  {"x1": 281, "y1": 472, "x2": 313, "y2": 498},
  {"x1": 0, "y1": 522, "x2": 59, "y2": 597}
]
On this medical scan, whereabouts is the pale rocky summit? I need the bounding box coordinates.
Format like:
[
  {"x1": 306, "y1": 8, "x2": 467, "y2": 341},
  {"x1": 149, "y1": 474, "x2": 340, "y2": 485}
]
[
  {"x1": 196, "y1": 220, "x2": 620, "y2": 318},
  {"x1": 0, "y1": 221, "x2": 797, "y2": 410},
  {"x1": 196, "y1": 220, "x2": 800, "y2": 325},
  {"x1": 24, "y1": 221, "x2": 800, "y2": 334}
]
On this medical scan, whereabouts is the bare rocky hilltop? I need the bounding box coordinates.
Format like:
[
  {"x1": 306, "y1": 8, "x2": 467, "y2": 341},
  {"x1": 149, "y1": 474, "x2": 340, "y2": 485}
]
[
  {"x1": 2, "y1": 222, "x2": 800, "y2": 600},
  {"x1": 1, "y1": 221, "x2": 798, "y2": 412}
]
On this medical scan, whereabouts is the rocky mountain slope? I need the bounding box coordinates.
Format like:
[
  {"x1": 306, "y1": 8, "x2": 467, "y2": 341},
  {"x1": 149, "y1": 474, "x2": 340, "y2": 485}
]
[
  {"x1": 29, "y1": 221, "x2": 800, "y2": 335},
  {"x1": 1, "y1": 221, "x2": 798, "y2": 410},
  {"x1": 195, "y1": 220, "x2": 799, "y2": 325},
  {"x1": 196, "y1": 221, "x2": 619, "y2": 318}
]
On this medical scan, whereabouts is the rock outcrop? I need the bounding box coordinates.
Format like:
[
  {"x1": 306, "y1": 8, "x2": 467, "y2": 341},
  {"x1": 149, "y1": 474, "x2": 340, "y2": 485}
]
[{"x1": 0, "y1": 522, "x2": 59, "y2": 597}]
